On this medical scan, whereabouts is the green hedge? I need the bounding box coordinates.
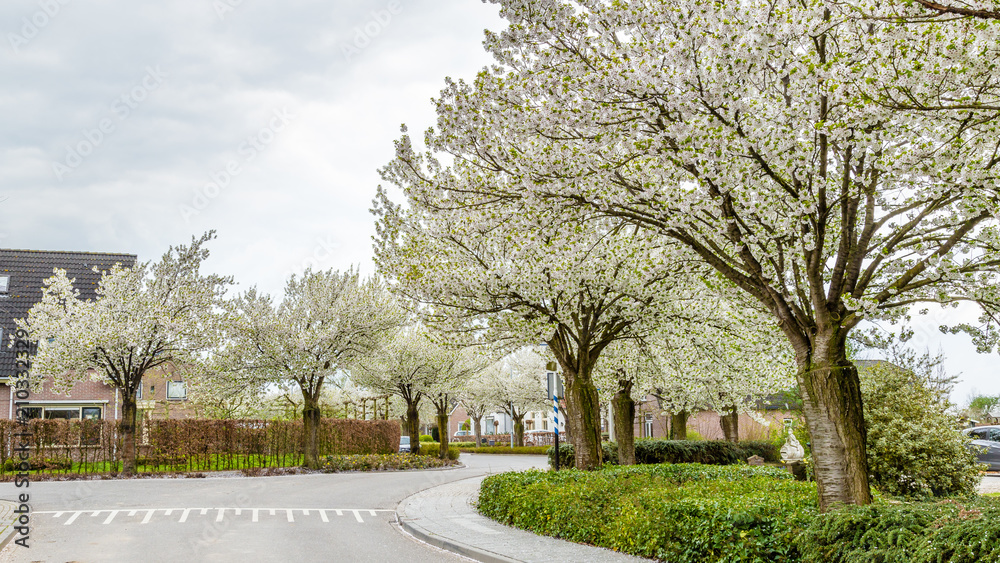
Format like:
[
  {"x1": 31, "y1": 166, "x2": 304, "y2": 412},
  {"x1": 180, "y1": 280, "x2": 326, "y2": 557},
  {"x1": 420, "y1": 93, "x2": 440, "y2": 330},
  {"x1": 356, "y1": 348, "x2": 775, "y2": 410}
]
[
  {"x1": 321, "y1": 453, "x2": 456, "y2": 472},
  {"x1": 797, "y1": 499, "x2": 1000, "y2": 563},
  {"x1": 549, "y1": 440, "x2": 779, "y2": 469},
  {"x1": 479, "y1": 464, "x2": 816, "y2": 562},
  {"x1": 458, "y1": 446, "x2": 549, "y2": 455},
  {"x1": 418, "y1": 443, "x2": 460, "y2": 460}
]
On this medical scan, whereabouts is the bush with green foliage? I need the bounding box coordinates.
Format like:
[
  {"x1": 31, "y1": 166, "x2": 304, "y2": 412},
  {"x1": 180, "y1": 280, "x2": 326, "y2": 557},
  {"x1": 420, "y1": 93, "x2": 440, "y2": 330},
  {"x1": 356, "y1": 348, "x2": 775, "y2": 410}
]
[
  {"x1": 418, "y1": 442, "x2": 460, "y2": 460},
  {"x1": 859, "y1": 360, "x2": 981, "y2": 498},
  {"x1": 457, "y1": 446, "x2": 549, "y2": 455},
  {"x1": 419, "y1": 435, "x2": 434, "y2": 442},
  {"x1": 451, "y1": 441, "x2": 477, "y2": 448},
  {"x1": 550, "y1": 440, "x2": 779, "y2": 469},
  {"x1": 479, "y1": 464, "x2": 816, "y2": 562},
  {"x1": 796, "y1": 498, "x2": 1000, "y2": 563},
  {"x1": 321, "y1": 453, "x2": 457, "y2": 472}
]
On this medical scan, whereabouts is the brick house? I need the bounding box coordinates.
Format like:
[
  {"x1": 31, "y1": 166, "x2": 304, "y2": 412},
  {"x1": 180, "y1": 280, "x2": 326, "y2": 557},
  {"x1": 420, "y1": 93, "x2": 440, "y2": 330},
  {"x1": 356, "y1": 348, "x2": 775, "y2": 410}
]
[{"x1": 0, "y1": 249, "x2": 196, "y2": 421}]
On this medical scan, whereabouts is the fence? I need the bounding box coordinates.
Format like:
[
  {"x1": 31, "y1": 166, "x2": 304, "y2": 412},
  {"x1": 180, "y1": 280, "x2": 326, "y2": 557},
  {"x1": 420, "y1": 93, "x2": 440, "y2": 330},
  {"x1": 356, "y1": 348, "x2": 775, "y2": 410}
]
[{"x1": 0, "y1": 418, "x2": 400, "y2": 477}]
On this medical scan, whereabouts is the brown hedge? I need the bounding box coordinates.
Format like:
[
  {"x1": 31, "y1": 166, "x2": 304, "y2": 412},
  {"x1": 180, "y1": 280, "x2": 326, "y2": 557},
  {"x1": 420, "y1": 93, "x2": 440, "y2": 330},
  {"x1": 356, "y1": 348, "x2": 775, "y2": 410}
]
[{"x1": 0, "y1": 418, "x2": 400, "y2": 476}]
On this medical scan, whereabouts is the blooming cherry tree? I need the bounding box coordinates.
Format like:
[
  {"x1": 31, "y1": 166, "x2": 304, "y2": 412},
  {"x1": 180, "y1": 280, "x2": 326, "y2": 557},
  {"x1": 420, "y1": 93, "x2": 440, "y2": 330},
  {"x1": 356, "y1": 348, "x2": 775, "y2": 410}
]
[
  {"x1": 19, "y1": 233, "x2": 229, "y2": 474},
  {"x1": 393, "y1": 0, "x2": 1000, "y2": 509},
  {"x1": 214, "y1": 269, "x2": 403, "y2": 468},
  {"x1": 374, "y1": 185, "x2": 710, "y2": 468}
]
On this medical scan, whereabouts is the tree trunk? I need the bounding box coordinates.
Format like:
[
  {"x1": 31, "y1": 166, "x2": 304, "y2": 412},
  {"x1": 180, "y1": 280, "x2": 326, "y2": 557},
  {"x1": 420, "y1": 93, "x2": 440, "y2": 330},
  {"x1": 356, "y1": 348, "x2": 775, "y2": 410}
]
[
  {"x1": 563, "y1": 367, "x2": 603, "y2": 469},
  {"x1": 405, "y1": 401, "x2": 421, "y2": 456},
  {"x1": 720, "y1": 408, "x2": 739, "y2": 442},
  {"x1": 473, "y1": 417, "x2": 482, "y2": 447},
  {"x1": 670, "y1": 410, "x2": 688, "y2": 440},
  {"x1": 612, "y1": 382, "x2": 636, "y2": 465},
  {"x1": 302, "y1": 391, "x2": 321, "y2": 469},
  {"x1": 436, "y1": 410, "x2": 450, "y2": 460},
  {"x1": 796, "y1": 329, "x2": 872, "y2": 511},
  {"x1": 120, "y1": 393, "x2": 138, "y2": 476},
  {"x1": 513, "y1": 416, "x2": 525, "y2": 447}
]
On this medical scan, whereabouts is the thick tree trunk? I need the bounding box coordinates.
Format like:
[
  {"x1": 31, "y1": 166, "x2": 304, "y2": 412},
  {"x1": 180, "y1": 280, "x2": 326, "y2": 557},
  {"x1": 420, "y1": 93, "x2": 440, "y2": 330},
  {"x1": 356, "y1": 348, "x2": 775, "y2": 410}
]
[
  {"x1": 796, "y1": 329, "x2": 872, "y2": 511},
  {"x1": 720, "y1": 408, "x2": 739, "y2": 443},
  {"x1": 612, "y1": 381, "x2": 636, "y2": 465},
  {"x1": 120, "y1": 394, "x2": 138, "y2": 476},
  {"x1": 405, "y1": 402, "x2": 421, "y2": 456},
  {"x1": 302, "y1": 391, "x2": 321, "y2": 469},
  {"x1": 563, "y1": 368, "x2": 603, "y2": 469},
  {"x1": 473, "y1": 418, "x2": 482, "y2": 447},
  {"x1": 513, "y1": 416, "x2": 525, "y2": 447},
  {"x1": 436, "y1": 411, "x2": 450, "y2": 460},
  {"x1": 670, "y1": 411, "x2": 688, "y2": 440}
]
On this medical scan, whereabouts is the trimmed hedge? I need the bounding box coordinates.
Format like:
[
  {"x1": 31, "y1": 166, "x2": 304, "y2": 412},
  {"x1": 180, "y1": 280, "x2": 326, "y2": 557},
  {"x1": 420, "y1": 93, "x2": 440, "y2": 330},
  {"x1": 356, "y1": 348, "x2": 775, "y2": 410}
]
[
  {"x1": 418, "y1": 443, "x2": 460, "y2": 460},
  {"x1": 549, "y1": 440, "x2": 779, "y2": 469},
  {"x1": 0, "y1": 418, "x2": 399, "y2": 477},
  {"x1": 458, "y1": 446, "x2": 549, "y2": 455},
  {"x1": 479, "y1": 464, "x2": 816, "y2": 562},
  {"x1": 321, "y1": 453, "x2": 456, "y2": 472},
  {"x1": 797, "y1": 499, "x2": 1000, "y2": 563}
]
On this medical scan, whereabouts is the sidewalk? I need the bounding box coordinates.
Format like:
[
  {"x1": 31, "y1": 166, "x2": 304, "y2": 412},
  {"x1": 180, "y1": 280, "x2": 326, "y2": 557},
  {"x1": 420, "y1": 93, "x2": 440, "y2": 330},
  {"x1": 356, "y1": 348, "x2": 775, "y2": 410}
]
[
  {"x1": 396, "y1": 476, "x2": 652, "y2": 563},
  {"x1": 0, "y1": 501, "x2": 18, "y2": 550}
]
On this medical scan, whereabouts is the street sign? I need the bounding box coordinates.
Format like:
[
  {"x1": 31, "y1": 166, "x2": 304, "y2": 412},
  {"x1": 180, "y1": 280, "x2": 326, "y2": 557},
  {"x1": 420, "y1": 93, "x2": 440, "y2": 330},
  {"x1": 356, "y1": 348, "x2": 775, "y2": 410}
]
[{"x1": 546, "y1": 371, "x2": 564, "y2": 400}]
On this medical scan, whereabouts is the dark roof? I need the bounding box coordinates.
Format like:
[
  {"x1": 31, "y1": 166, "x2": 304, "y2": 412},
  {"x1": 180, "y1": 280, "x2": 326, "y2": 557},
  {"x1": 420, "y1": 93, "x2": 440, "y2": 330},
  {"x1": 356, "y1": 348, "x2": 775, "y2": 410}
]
[{"x1": 0, "y1": 249, "x2": 136, "y2": 376}]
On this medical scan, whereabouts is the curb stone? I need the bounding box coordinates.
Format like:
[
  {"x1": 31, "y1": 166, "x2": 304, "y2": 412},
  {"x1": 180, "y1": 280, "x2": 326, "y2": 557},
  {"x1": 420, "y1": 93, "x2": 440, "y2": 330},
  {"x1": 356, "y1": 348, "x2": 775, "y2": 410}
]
[{"x1": 0, "y1": 500, "x2": 19, "y2": 550}]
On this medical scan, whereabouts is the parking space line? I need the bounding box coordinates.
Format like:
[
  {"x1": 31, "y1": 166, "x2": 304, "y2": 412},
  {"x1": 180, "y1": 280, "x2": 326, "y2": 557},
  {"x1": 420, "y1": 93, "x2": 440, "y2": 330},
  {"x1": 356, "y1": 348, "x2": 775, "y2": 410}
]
[
  {"x1": 103, "y1": 511, "x2": 118, "y2": 524},
  {"x1": 64, "y1": 512, "x2": 81, "y2": 525}
]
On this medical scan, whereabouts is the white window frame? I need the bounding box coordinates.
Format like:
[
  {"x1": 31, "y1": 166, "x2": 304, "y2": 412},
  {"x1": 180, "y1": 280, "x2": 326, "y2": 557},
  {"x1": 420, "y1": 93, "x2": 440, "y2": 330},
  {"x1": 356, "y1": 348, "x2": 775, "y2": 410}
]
[
  {"x1": 166, "y1": 381, "x2": 186, "y2": 400},
  {"x1": 0, "y1": 275, "x2": 8, "y2": 293}
]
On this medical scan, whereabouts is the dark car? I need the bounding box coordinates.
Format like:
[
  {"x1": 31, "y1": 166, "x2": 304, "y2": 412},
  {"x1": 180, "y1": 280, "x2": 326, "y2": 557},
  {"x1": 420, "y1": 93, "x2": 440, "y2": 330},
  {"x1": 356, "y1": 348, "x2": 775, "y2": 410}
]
[
  {"x1": 399, "y1": 436, "x2": 411, "y2": 453},
  {"x1": 963, "y1": 425, "x2": 1000, "y2": 470}
]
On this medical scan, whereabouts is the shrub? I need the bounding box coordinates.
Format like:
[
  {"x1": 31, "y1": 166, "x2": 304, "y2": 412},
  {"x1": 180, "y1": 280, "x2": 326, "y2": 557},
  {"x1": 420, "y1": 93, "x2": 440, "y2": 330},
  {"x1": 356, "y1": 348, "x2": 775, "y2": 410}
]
[
  {"x1": 459, "y1": 446, "x2": 549, "y2": 455},
  {"x1": 451, "y1": 441, "x2": 477, "y2": 448},
  {"x1": 551, "y1": 440, "x2": 779, "y2": 469},
  {"x1": 796, "y1": 498, "x2": 1000, "y2": 563},
  {"x1": 321, "y1": 453, "x2": 457, "y2": 472},
  {"x1": 419, "y1": 435, "x2": 434, "y2": 442},
  {"x1": 479, "y1": 464, "x2": 816, "y2": 562},
  {"x1": 419, "y1": 443, "x2": 460, "y2": 460},
  {"x1": 860, "y1": 360, "x2": 982, "y2": 498}
]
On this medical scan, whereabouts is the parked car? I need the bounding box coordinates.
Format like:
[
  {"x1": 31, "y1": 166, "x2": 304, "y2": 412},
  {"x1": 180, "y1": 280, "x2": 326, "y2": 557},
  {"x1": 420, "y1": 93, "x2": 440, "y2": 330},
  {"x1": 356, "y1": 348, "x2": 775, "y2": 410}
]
[
  {"x1": 399, "y1": 436, "x2": 411, "y2": 453},
  {"x1": 963, "y1": 426, "x2": 1000, "y2": 469},
  {"x1": 454, "y1": 430, "x2": 472, "y2": 438}
]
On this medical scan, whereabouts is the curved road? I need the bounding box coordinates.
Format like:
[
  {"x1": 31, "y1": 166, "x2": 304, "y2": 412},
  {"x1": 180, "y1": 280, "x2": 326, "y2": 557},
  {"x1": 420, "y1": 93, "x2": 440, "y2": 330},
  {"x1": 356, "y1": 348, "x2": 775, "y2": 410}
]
[{"x1": 0, "y1": 453, "x2": 547, "y2": 562}]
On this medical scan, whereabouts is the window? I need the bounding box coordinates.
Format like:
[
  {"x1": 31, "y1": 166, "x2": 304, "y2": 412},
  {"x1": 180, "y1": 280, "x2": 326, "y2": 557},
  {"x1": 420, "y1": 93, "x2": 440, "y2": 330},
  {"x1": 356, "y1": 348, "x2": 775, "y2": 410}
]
[
  {"x1": 989, "y1": 429, "x2": 1000, "y2": 443},
  {"x1": 0, "y1": 275, "x2": 8, "y2": 293},
  {"x1": 45, "y1": 408, "x2": 81, "y2": 420},
  {"x1": 135, "y1": 385, "x2": 142, "y2": 400},
  {"x1": 166, "y1": 381, "x2": 186, "y2": 400},
  {"x1": 542, "y1": 419, "x2": 548, "y2": 430},
  {"x1": 644, "y1": 413, "x2": 654, "y2": 438},
  {"x1": 971, "y1": 428, "x2": 991, "y2": 440},
  {"x1": 18, "y1": 405, "x2": 102, "y2": 420}
]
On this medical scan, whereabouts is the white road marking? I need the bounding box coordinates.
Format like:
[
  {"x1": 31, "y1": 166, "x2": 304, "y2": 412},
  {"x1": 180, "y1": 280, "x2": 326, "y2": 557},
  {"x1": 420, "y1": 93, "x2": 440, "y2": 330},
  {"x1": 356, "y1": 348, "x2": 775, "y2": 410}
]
[{"x1": 34, "y1": 508, "x2": 393, "y2": 526}]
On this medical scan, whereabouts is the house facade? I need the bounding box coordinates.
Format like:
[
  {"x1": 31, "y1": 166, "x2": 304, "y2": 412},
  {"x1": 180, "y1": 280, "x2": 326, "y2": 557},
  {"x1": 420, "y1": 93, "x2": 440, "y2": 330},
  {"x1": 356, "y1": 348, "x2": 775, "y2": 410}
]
[{"x1": 0, "y1": 249, "x2": 196, "y2": 422}]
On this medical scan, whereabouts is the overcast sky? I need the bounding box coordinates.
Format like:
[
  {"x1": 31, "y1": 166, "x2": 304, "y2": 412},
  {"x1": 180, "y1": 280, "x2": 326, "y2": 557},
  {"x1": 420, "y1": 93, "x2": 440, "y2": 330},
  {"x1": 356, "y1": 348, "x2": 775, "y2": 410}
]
[{"x1": 1, "y1": 0, "x2": 995, "y2": 404}]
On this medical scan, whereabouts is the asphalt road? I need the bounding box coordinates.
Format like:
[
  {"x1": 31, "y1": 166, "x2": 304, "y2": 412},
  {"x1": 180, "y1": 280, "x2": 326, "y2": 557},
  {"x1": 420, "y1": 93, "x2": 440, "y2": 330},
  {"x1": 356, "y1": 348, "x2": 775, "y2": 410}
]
[{"x1": 0, "y1": 453, "x2": 547, "y2": 563}]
